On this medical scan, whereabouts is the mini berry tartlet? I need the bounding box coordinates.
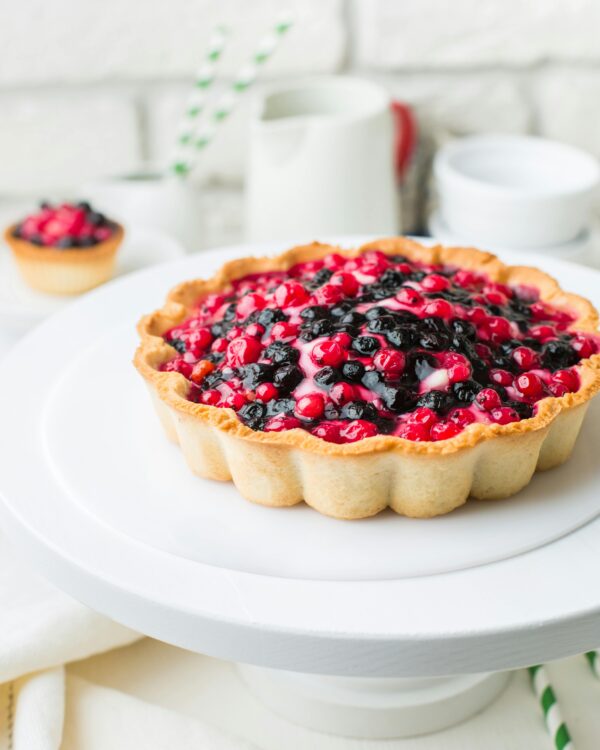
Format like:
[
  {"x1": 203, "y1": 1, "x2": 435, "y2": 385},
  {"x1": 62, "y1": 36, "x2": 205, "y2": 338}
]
[
  {"x1": 134, "y1": 238, "x2": 600, "y2": 519},
  {"x1": 5, "y1": 201, "x2": 123, "y2": 295}
]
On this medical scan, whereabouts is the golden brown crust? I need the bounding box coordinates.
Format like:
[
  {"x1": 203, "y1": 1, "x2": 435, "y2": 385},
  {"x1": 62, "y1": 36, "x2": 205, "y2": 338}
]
[
  {"x1": 133, "y1": 238, "x2": 600, "y2": 517},
  {"x1": 5, "y1": 223, "x2": 124, "y2": 295},
  {"x1": 5, "y1": 223, "x2": 124, "y2": 264}
]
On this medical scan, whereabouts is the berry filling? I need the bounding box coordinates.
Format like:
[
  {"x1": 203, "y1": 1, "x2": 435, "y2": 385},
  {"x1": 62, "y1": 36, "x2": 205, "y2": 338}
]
[
  {"x1": 12, "y1": 201, "x2": 117, "y2": 248},
  {"x1": 159, "y1": 250, "x2": 599, "y2": 443}
]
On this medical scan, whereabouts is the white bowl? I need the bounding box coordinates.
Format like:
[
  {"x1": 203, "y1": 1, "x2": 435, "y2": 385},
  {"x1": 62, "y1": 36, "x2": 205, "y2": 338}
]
[{"x1": 434, "y1": 134, "x2": 599, "y2": 249}]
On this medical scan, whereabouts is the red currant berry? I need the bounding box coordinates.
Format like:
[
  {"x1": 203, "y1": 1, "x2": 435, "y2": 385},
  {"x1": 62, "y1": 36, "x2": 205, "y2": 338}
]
[
  {"x1": 373, "y1": 348, "x2": 405, "y2": 376},
  {"x1": 332, "y1": 332, "x2": 352, "y2": 349},
  {"x1": 422, "y1": 299, "x2": 453, "y2": 318},
  {"x1": 270, "y1": 322, "x2": 298, "y2": 341},
  {"x1": 552, "y1": 369, "x2": 579, "y2": 392},
  {"x1": 396, "y1": 287, "x2": 423, "y2": 307},
  {"x1": 430, "y1": 421, "x2": 462, "y2": 441},
  {"x1": 222, "y1": 392, "x2": 246, "y2": 410},
  {"x1": 264, "y1": 416, "x2": 302, "y2": 432},
  {"x1": 236, "y1": 293, "x2": 266, "y2": 318},
  {"x1": 225, "y1": 336, "x2": 262, "y2": 366},
  {"x1": 311, "y1": 340, "x2": 345, "y2": 367},
  {"x1": 448, "y1": 407, "x2": 476, "y2": 427},
  {"x1": 421, "y1": 273, "x2": 450, "y2": 292},
  {"x1": 572, "y1": 335, "x2": 596, "y2": 359},
  {"x1": 311, "y1": 421, "x2": 345, "y2": 443},
  {"x1": 512, "y1": 346, "x2": 539, "y2": 370},
  {"x1": 314, "y1": 283, "x2": 344, "y2": 306},
  {"x1": 515, "y1": 372, "x2": 544, "y2": 398},
  {"x1": 329, "y1": 382, "x2": 356, "y2": 406},
  {"x1": 245, "y1": 323, "x2": 266, "y2": 338},
  {"x1": 339, "y1": 419, "x2": 378, "y2": 442},
  {"x1": 274, "y1": 281, "x2": 309, "y2": 308},
  {"x1": 490, "y1": 368, "x2": 513, "y2": 387},
  {"x1": 256, "y1": 383, "x2": 279, "y2": 402},
  {"x1": 201, "y1": 389, "x2": 221, "y2": 405},
  {"x1": 490, "y1": 406, "x2": 520, "y2": 425},
  {"x1": 475, "y1": 388, "x2": 502, "y2": 411},
  {"x1": 331, "y1": 272, "x2": 360, "y2": 297},
  {"x1": 295, "y1": 393, "x2": 325, "y2": 420}
]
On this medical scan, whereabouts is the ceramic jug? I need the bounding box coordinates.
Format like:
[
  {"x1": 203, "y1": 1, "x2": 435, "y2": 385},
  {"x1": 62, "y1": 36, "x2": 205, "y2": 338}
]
[{"x1": 245, "y1": 77, "x2": 400, "y2": 242}]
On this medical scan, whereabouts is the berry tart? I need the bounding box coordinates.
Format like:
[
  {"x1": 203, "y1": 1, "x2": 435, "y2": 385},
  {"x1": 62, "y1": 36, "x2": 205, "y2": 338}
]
[
  {"x1": 134, "y1": 238, "x2": 600, "y2": 519},
  {"x1": 5, "y1": 201, "x2": 123, "y2": 295}
]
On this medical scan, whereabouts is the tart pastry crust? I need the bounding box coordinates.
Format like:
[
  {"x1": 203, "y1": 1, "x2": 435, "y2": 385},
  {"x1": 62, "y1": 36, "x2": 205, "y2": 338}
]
[
  {"x1": 5, "y1": 223, "x2": 124, "y2": 295},
  {"x1": 134, "y1": 238, "x2": 600, "y2": 518}
]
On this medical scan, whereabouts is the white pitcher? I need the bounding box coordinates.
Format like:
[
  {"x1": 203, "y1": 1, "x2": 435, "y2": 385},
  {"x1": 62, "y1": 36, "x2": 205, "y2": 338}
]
[{"x1": 244, "y1": 77, "x2": 399, "y2": 242}]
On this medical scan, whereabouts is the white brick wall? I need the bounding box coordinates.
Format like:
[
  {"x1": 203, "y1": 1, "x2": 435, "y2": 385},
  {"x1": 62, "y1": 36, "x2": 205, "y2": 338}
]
[
  {"x1": 0, "y1": 92, "x2": 140, "y2": 194},
  {"x1": 0, "y1": 0, "x2": 345, "y2": 85},
  {"x1": 0, "y1": 0, "x2": 598, "y2": 219},
  {"x1": 353, "y1": 0, "x2": 600, "y2": 69}
]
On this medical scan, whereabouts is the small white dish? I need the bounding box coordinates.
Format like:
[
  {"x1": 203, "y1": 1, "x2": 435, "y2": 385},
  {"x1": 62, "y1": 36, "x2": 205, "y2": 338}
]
[
  {"x1": 427, "y1": 209, "x2": 593, "y2": 264},
  {"x1": 434, "y1": 134, "x2": 599, "y2": 249},
  {"x1": 0, "y1": 225, "x2": 185, "y2": 333}
]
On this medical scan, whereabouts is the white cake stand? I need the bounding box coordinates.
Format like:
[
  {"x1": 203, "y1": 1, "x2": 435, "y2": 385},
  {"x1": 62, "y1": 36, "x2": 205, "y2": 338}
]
[{"x1": 1, "y1": 241, "x2": 600, "y2": 739}]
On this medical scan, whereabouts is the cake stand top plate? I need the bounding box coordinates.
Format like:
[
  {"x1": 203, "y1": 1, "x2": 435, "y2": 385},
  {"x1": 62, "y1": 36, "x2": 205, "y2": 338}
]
[{"x1": 1, "y1": 238, "x2": 600, "y2": 678}]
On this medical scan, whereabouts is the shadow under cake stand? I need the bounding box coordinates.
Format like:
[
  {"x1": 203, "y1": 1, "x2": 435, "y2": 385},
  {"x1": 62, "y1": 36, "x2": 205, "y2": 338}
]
[{"x1": 0, "y1": 242, "x2": 599, "y2": 739}]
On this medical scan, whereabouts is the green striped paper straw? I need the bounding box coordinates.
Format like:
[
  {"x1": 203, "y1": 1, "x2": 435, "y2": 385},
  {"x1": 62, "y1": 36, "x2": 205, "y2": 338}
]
[
  {"x1": 171, "y1": 25, "x2": 229, "y2": 160},
  {"x1": 585, "y1": 651, "x2": 600, "y2": 678},
  {"x1": 529, "y1": 665, "x2": 574, "y2": 750},
  {"x1": 171, "y1": 12, "x2": 293, "y2": 177}
]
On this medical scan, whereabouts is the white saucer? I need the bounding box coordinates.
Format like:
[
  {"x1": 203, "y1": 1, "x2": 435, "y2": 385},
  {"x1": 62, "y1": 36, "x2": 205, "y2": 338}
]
[
  {"x1": 0, "y1": 226, "x2": 185, "y2": 332},
  {"x1": 428, "y1": 209, "x2": 593, "y2": 264},
  {"x1": 1, "y1": 239, "x2": 600, "y2": 678}
]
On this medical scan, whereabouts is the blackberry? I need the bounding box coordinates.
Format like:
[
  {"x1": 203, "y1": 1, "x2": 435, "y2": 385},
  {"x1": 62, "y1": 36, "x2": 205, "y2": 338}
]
[
  {"x1": 381, "y1": 385, "x2": 412, "y2": 412},
  {"x1": 386, "y1": 326, "x2": 417, "y2": 350},
  {"x1": 422, "y1": 317, "x2": 449, "y2": 333},
  {"x1": 331, "y1": 301, "x2": 354, "y2": 318},
  {"x1": 416, "y1": 390, "x2": 454, "y2": 414},
  {"x1": 240, "y1": 363, "x2": 274, "y2": 389},
  {"x1": 542, "y1": 340, "x2": 578, "y2": 370},
  {"x1": 323, "y1": 403, "x2": 340, "y2": 420},
  {"x1": 365, "y1": 306, "x2": 391, "y2": 320},
  {"x1": 266, "y1": 398, "x2": 296, "y2": 416},
  {"x1": 258, "y1": 308, "x2": 286, "y2": 327},
  {"x1": 223, "y1": 303, "x2": 237, "y2": 322},
  {"x1": 314, "y1": 366, "x2": 339, "y2": 389},
  {"x1": 406, "y1": 352, "x2": 438, "y2": 380},
  {"x1": 311, "y1": 319, "x2": 335, "y2": 337},
  {"x1": 340, "y1": 311, "x2": 366, "y2": 327},
  {"x1": 379, "y1": 268, "x2": 407, "y2": 288},
  {"x1": 169, "y1": 338, "x2": 186, "y2": 354},
  {"x1": 419, "y1": 331, "x2": 450, "y2": 350},
  {"x1": 506, "y1": 400, "x2": 533, "y2": 419},
  {"x1": 450, "y1": 319, "x2": 477, "y2": 340},
  {"x1": 300, "y1": 305, "x2": 329, "y2": 321},
  {"x1": 367, "y1": 315, "x2": 397, "y2": 333},
  {"x1": 238, "y1": 402, "x2": 267, "y2": 430},
  {"x1": 264, "y1": 341, "x2": 299, "y2": 365},
  {"x1": 204, "y1": 351, "x2": 224, "y2": 365},
  {"x1": 273, "y1": 364, "x2": 303, "y2": 392},
  {"x1": 452, "y1": 379, "x2": 482, "y2": 403},
  {"x1": 352, "y1": 336, "x2": 380, "y2": 355},
  {"x1": 342, "y1": 400, "x2": 378, "y2": 421},
  {"x1": 308, "y1": 267, "x2": 333, "y2": 288},
  {"x1": 202, "y1": 371, "x2": 223, "y2": 389},
  {"x1": 341, "y1": 360, "x2": 366, "y2": 383}
]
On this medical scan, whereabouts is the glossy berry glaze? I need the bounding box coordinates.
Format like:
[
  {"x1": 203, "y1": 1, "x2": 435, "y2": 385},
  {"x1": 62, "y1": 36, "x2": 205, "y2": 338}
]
[
  {"x1": 160, "y1": 250, "x2": 599, "y2": 443},
  {"x1": 12, "y1": 201, "x2": 117, "y2": 248}
]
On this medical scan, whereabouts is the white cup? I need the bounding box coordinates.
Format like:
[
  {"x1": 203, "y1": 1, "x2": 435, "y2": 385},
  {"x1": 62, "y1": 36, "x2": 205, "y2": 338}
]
[
  {"x1": 244, "y1": 77, "x2": 399, "y2": 242},
  {"x1": 434, "y1": 134, "x2": 600, "y2": 250},
  {"x1": 82, "y1": 173, "x2": 204, "y2": 252}
]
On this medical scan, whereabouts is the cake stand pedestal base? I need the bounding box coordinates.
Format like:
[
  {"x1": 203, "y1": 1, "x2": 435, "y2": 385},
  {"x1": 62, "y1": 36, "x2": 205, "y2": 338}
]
[{"x1": 239, "y1": 665, "x2": 511, "y2": 739}]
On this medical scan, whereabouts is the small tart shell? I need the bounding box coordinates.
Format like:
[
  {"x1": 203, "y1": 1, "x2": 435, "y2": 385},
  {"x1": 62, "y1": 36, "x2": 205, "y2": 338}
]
[
  {"x1": 4, "y1": 223, "x2": 124, "y2": 295},
  {"x1": 134, "y1": 238, "x2": 600, "y2": 519}
]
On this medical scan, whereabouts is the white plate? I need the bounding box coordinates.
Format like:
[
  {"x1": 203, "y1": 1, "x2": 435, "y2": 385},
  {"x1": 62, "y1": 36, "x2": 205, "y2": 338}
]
[
  {"x1": 43, "y1": 324, "x2": 600, "y2": 581},
  {"x1": 0, "y1": 225, "x2": 185, "y2": 331},
  {"x1": 1, "y1": 239, "x2": 600, "y2": 676}
]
